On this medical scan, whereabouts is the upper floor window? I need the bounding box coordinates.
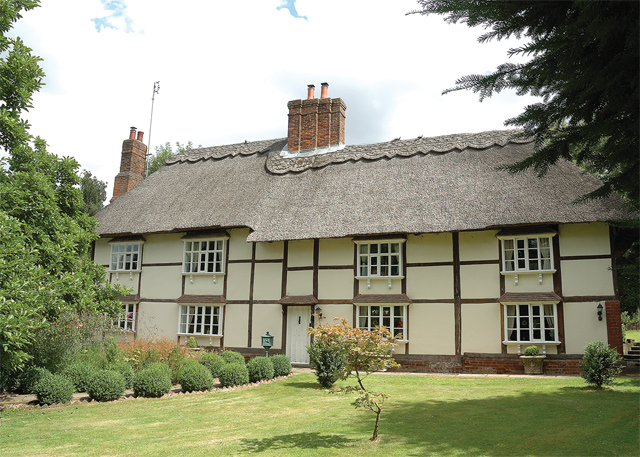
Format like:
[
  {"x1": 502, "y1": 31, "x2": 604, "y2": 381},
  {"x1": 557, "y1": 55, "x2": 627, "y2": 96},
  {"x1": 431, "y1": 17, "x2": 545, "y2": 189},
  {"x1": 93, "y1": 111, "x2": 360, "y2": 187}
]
[
  {"x1": 357, "y1": 240, "x2": 404, "y2": 278},
  {"x1": 110, "y1": 242, "x2": 141, "y2": 271},
  {"x1": 183, "y1": 239, "x2": 226, "y2": 274},
  {"x1": 504, "y1": 303, "x2": 557, "y2": 343},
  {"x1": 501, "y1": 235, "x2": 553, "y2": 272}
]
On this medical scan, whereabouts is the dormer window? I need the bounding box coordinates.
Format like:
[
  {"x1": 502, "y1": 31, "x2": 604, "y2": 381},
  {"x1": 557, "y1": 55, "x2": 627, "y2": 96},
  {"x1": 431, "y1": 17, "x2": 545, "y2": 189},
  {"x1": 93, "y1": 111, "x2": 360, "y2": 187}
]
[
  {"x1": 182, "y1": 239, "x2": 226, "y2": 274},
  {"x1": 500, "y1": 235, "x2": 554, "y2": 273},
  {"x1": 356, "y1": 240, "x2": 404, "y2": 278},
  {"x1": 110, "y1": 242, "x2": 142, "y2": 272}
]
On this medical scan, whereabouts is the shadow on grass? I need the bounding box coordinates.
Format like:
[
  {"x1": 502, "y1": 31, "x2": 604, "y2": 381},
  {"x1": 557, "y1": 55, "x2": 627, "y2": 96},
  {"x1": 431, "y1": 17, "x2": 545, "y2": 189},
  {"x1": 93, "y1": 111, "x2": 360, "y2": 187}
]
[
  {"x1": 282, "y1": 380, "x2": 327, "y2": 390},
  {"x1": 239, "y1": 432, "x2": 355, "y2": 453},
  {"x1": 347, "y1": 377, "x2": 640, "y2": 457}
]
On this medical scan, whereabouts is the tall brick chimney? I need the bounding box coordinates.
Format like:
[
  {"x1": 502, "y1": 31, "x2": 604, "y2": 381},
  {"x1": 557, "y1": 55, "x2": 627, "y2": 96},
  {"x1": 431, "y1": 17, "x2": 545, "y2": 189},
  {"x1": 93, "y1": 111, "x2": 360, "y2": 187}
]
[
  {"x1": 286, "y1": 82, "x2": 346, "y2": 154},
  {"x1": 112, "y1": 126, "x2": 147, "y2": 201}
]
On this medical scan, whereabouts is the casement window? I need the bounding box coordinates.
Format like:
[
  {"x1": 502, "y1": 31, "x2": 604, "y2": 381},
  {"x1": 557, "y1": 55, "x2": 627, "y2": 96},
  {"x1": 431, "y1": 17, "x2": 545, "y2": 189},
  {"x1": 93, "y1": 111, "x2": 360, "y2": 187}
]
[
  {"x1": 182, "y1": 239, "x2": 226, "y2": 274},
  {"x1": 501, "y1": 235, "x2": 553, "y2": 272},
  {"x1": 356, "y1": 241, "x2": 403, "y2": 278},
  {"x1": 178, "y1": 305, "x2": 222, "y2": 336},
  {"x1": 110, "y1": 242, "x2": 141, "y2": 271},
  {"x1": 113, "y1": 303, "x2": 136, "y2": 332},
  {"x1": 357, "y1": 305, "x2": 406, "y2": 339},
  {"x1": 505, "y1": 304, "x2": 557, "y2": 343}
]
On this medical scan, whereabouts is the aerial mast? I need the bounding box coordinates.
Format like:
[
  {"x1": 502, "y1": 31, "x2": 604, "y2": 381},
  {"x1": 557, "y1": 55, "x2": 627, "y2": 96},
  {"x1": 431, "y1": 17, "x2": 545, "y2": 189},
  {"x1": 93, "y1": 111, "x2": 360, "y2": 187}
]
[{"x1": 145, "y1": 81, "x2": 160, "y2": 177}]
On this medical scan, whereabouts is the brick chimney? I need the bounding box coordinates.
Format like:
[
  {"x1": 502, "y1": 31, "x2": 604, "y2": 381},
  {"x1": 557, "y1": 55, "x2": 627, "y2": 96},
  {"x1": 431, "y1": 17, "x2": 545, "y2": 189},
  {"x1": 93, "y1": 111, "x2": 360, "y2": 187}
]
[
  {"x1": 112, "y1": 126, "x2": 147, "y2": 201},
  {"x1": 286, "y1": 82, "x2": 346, "y2": 154}
]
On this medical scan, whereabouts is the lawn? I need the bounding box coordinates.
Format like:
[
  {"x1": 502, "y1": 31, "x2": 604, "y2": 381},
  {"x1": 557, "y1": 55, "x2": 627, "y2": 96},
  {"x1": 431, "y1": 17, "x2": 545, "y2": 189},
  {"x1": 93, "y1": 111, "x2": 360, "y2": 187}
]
[
  {"x1": 1, "y1": 372, "x2": 638, "y2": 457},
  {"x1": 626, "y1": 329, "x2": 640, "y2": 341}
]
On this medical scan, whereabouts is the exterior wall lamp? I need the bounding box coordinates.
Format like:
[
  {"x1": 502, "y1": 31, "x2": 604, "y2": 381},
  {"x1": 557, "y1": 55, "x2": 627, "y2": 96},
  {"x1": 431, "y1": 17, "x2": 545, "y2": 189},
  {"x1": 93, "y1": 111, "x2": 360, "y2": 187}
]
[
  {"x1": 261, "y1": 331, "x2": 274, "y2": 357},
  {"x1": 314, "y1": 306, "x2": 323, "y2": 319},
  {"x1": 597, "y1": 303, "x2": 603, "y2": 321}
]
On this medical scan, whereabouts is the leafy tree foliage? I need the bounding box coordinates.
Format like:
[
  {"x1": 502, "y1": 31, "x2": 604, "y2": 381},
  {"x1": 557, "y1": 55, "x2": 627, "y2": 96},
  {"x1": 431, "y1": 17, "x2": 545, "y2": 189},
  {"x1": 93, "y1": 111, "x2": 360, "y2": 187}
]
[
  {"x1": 0, "y1": 1, "x2": 127, "y2": 384},
  {"x1": 413, "y1": 1, "x2": 639, "y2": 210},
  {"x1": 308, "y1": 319, "x2": 399, "y2": 441},
  {"x1": 146, "y1": 141, "x2": 200, "y2": 175},
  {"x1": 80, "y1": 170, "x2": 107, "y2": 216}
]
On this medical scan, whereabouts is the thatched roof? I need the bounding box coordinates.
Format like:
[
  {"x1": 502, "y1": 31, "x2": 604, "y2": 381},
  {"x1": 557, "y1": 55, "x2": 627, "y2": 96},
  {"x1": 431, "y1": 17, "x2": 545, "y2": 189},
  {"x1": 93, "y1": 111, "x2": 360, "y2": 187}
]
[{"x1": 95, "y1": 130, "x2": 630, "y2": 242}]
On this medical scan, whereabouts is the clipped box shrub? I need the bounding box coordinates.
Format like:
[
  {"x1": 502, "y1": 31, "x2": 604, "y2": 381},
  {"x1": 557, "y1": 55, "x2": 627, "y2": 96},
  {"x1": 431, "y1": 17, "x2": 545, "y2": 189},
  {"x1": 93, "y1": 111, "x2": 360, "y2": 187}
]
[
  {"x1": 523, "y1": 346, "x2": 540, "y2": 356},
  {"x1": 218, "y1": 363, "x2": 249, "y2": 388},
  {"x1": 60, "y1": 362, "x2": 94, "y2": 393},
  {"x1": 178, "y1": 363, "x2": 214, "y2": 392},
  {"x1": 199, "y1": 352, "x2": 226, "y2": 378},
  {"x1": 269, "y1": 355, "x2": 292, "y2": 377},
  {"x1": 144, "y1": 361, "x2": 172, "y2": 379},
  {"x1": 133, "y1": 367, "x2": 172, "y2": 398},
  {"x1": 172, "y1": 358, "x2": 201, "y2": 385},
  {"x1": 86, "y1": 370, "x2": 126, "y2": 402},
  {"x1": 107, "y1": 360, "x2": 135, "y2": 389},
  {"x1": 247, "y1": 356, "x2": 274, "y2": 383},
  {"x1": 34, "y1": 373, "x2": 74, "y2": 405},
  {"x1": 17, "y1": 366, "x2": 51, "y2": 394},
  {"x1": 220, "y1": 350, "x2": 245, "y2": 365}
]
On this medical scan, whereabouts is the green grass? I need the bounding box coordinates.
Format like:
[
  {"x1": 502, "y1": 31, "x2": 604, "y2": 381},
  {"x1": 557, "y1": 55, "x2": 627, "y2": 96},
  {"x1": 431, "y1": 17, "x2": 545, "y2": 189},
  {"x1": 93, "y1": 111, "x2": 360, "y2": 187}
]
[
  {"x1": 1, "y1": 372, "x2": 638, "y2": 457},
  {"x1": 625, "y1": 329, "x2": 640, "y2": 341}
]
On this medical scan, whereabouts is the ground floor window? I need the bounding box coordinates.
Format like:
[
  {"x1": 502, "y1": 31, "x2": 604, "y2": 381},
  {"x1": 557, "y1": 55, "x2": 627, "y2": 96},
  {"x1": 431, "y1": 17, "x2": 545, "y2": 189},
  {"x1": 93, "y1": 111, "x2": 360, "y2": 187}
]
[
  {"x1": 178, "y1": 305, "x2": 222, "y2": 336},
  {"x1": 357, "y1": 305, "x2": 405, "y2": 339},
  {"x1": 505, "y1": 304, "x2": 557, "y2": 343},
  {"x1": 113, "y1": 303, "x2": 136, "y2": 332}
]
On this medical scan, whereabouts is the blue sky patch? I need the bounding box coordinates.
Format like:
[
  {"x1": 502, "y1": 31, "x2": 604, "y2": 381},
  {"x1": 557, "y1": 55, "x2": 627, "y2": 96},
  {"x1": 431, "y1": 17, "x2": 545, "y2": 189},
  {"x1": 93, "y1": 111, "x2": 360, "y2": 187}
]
[
  {"x1": 92, "y1": 0, "x2": 135, "y2": 32},
  {"x1": 277, "y1": 0, "x2": 307, "y2": 20}
]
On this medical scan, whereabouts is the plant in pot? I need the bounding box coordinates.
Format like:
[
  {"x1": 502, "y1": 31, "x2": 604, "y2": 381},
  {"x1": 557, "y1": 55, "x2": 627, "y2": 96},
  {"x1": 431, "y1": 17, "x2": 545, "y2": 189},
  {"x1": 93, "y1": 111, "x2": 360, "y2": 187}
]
[
  {"x1": 520, "y1": 345, "x2": 545, "y2": 374},
  {"x1": 186, "y1": 337, "x2": 200, "y2": 351}
]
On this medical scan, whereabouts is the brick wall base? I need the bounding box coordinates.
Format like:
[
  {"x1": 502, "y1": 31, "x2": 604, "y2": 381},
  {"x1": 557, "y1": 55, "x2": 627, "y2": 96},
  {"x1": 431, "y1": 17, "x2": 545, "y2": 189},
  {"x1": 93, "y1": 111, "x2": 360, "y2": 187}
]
[{"x1": 392, "y1": 354, "x2": 583, "y2": 375}]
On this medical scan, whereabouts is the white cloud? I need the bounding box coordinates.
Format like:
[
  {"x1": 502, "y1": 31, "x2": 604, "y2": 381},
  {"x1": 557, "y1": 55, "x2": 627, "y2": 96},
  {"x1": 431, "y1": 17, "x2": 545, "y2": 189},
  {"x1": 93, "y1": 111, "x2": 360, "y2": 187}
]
[{"x1": 11, "y1": 0, "x2": 537, "y2": 199}]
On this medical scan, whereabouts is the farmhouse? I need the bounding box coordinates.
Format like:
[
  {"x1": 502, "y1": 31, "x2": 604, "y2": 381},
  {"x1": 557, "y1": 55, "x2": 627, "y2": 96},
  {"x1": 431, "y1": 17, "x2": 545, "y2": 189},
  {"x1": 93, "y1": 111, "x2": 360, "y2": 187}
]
[{"x1": 94, "y1": 83, "x2": 630, "y2": 374}]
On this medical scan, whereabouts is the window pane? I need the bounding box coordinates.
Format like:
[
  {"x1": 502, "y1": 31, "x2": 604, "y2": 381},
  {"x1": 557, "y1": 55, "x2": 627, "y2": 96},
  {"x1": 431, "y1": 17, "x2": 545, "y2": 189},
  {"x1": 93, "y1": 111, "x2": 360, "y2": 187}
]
[
  {"x1": 391, "y1": 266, "x2": 399, "y2": 276},
  {"x1": 371, "y1": 307, "x2": 380, "y2": 316},
  {"x1": 370, "y1": 244, "x2": 378, "y2": 254},
  {"x1": 359, "y1": 244, "x2": 368, "y2": 254},
  {"x1": 381, "y1": 243, "x2": 389, "y2": 253},
  {"x1": 359, "y1": 317, "x2": 367, "y2": 328},
  {"x1": 359, "y1": 306, "x2": 368, "y2": 316},
  {"x1": 390, "y1": 243, "x2": 399, "y2": 253},
  {"x1": 503, "y1": 239, "x2": 514, "y2": 250}
]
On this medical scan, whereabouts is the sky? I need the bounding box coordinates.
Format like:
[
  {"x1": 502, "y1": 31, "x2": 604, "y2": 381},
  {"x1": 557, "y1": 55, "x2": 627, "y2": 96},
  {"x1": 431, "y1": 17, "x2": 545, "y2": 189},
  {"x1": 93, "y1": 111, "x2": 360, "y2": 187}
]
[{"x1": 12, "y1": 0, "x2": 537, "y2": 200}]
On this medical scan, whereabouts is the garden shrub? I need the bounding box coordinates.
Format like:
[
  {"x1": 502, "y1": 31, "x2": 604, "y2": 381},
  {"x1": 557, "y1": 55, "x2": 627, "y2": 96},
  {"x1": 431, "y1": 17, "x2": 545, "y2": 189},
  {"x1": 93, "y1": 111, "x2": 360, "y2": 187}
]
[
  {"x1": 107, "y1": 360, "x2": 135, "y2": 389},
  {"x1": 172, "y1": 358, "x2": 201, "y2": 384},
  {"x1": 143, "y1": 361, "x2": 172, "y2": 379},
  {"x1": 17, "y1": 366, "x2": 51, "y2": 394},
  {"x1": 177, "y1": 362, "x2": 214, "y2": 392},
  {"x1": 187, "y1": 336, "x2": 198, "y2": 348},
  {"x1": 269, "y1": 355, "x2": 292, "y2": 377},
  {"x1": 523, "y1": 346, "x2": 540, "y2": 356},
  {"x1": 580, "y1": 341, "x2": 623, "y2": 387},
  {"x1": 307, "y1": 339, "x2": 345, "y2": 388},
  {"x1": 133, "y1": 367, "x2": 172, "y2": 398},
  {"x1": 60, "y1": 362, "x2": 94, "y2": 393},
  {"x1": 199, "y1": 352, "x2": 226, "y2": 378},
  {"x1": 247, "y1": 356, "x2": 274, "y2": 383},
  {"x1": 220, "y1": 350, "x2": 245, "y2": 365},
  {"x1": 218, "y1": 363, "x2": 249, "y2": 387},
  {"x1": 34, "y1": 373, "x2": 74, "y2": 405},
  {"x1": 86, "y1": 370, "x2": 126, "y2": 402}
]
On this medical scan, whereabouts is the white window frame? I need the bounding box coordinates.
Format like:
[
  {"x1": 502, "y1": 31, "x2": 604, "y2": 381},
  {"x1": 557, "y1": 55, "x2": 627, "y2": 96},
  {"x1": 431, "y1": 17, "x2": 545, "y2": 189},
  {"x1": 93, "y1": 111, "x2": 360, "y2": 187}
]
[
  {"x1": 113, "y1": 303, "x2": 136, "y2": 332},
  {"x1": 356, "y1": 304, "x2": 407, "y2": 341},
  {"x1": 182, "y1": 238, "x2": 227, "y2": 275},
  {"x1": 355, "y1": 240, "x2": 405, "y2": 279},
  {"x1": 503, "y1": 303, "x2": 559, "y2": 345},
  {"x1": 499, "y1": 234, "x2": 555, "y2": 274},
  {"x1": 109, "y1": 242, "x2": 142, "y2": 272},
  {"x1": 177, "y1": 304, "x2": 223, "y2": 337}
]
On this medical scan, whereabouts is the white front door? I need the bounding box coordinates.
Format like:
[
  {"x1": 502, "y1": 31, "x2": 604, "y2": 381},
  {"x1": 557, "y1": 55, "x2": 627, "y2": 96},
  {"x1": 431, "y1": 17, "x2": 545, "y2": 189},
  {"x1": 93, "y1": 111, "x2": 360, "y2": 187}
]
[{"x1": 286, "y1": 306, "x2": 311, "y2": 364}]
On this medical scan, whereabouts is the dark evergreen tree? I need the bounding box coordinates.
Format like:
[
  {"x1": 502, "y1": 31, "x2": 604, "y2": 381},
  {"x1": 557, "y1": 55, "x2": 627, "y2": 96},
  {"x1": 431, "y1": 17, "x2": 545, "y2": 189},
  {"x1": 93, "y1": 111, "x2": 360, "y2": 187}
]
[{"x1": 413, "y1": 1, "x2": 639, "y2": 210}]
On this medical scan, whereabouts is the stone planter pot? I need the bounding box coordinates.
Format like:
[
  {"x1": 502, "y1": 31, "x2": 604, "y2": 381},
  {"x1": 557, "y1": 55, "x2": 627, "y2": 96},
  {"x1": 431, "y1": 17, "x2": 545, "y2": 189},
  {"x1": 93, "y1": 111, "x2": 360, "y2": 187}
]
[{"x1": 520, "y1": 355, "x2": 546, "y2": 374}]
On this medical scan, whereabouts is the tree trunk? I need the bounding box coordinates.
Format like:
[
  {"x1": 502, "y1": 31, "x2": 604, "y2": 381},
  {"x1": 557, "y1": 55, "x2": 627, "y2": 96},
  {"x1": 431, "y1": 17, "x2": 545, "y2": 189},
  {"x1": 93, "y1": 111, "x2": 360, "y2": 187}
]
[{"x1": 371, "y1": 407, "x2": 381, "y2": 441}]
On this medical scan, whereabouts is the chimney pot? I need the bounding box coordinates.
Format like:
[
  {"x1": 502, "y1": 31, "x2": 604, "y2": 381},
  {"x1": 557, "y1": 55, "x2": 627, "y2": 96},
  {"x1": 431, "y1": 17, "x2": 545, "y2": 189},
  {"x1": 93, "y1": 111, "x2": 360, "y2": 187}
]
[
  {"x1": 307, "y1": 84, "x2": 315, "y2": 100},
  {"x1": 137, "y1": 131, "x2": 144, "y2": 142},
  {"x1": 320, "y1": 82, "x2": 329, "y2": 99},
  {"x1": 129, "y1": 127, "x2": 137, "y2": 140}
]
